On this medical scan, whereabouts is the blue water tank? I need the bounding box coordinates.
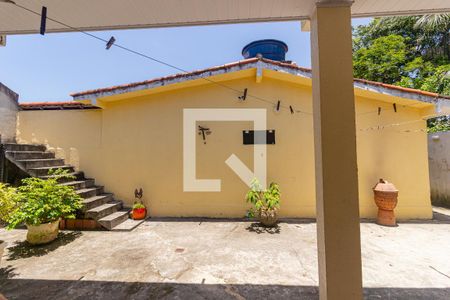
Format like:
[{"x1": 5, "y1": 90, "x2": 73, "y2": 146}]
[{"x1": 242, "y1": 39, "x2": 288, "y2": 61}]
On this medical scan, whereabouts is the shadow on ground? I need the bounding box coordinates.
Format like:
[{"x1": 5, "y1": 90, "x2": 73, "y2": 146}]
[
  {"x1": 147, "y1": 217, "x2": 316, "y2": 225},
  {"x1": 0, "y1": 278, "x2": 448, "y2": 300},
  {"x1": 0, "y1": 265, "x2": 17, "y2": 280},
  {"x1": 6, "y1": 231, "x2": 82, "y2": 261},
  {"x1": 395, "y1": 211, "x2": 450, "y2": 225},
  {"x1": 245, "y1": 223, "x2": 281, "y2": 234}
]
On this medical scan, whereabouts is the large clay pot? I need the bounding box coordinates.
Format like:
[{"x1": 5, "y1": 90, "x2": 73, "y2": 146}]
[
  {"x1": 259, "y1": 208, "x2": 278, "y2": 227},
  {"x1": 0, "y1": 240, "x2": 6, "y2": 264},
  {"x1": 373, "y1": 179, "x2": 399, "y2": 226},
  {"x1": 26, "y1": 219, "x2": 60, "y2": 245}
]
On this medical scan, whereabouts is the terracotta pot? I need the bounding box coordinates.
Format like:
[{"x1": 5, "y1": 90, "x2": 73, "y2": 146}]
[
  {"x1": 132, "y1": 208, "x2": 147, "y2": 220},
  {"x1": 26, "y1": 219, "x2": 60, "y2": 245},
  {"x1": 0, "y1": 240, "x2": 6, "y2": 265},
  {"x1": 59, "y1": 219, "x2": 66, "y2": 230},
  {"x1": 373, "y1": 179, "x2": 399, "y2": 226},
  {"x1": 259, "y1": 208, "x2": 278, "y2": 227}
]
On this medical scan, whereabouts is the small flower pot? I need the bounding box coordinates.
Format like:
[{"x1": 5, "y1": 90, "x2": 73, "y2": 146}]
[
  {"x1": 132, "y1": 208, "x2": 147, "y2": 220},
  {"x1": 259, "y1": 208, "x2": 278, "y2": 227},
  {"x1": 26, "y1": 219, "x2": 60, "y2": 245},
  {"x1": 0, "y1": 240, "x2": 6, "y2": 264}
]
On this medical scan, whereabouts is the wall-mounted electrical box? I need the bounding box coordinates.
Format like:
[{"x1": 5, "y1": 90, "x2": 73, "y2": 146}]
[{"x1": 243, "y1": 130, "x2": 275, "y2": 145}]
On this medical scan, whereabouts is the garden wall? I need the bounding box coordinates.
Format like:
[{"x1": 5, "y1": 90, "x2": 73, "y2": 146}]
[
  {"x1": 0, "y1": 83, "x2": 19, "y2": 143},
  {"x1": 428, "y1": 131, "x2": 450, "y2": 208}
]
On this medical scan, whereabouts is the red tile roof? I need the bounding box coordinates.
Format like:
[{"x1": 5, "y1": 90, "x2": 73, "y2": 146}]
[
  {"x1": 353, "y1": 78, "x2": 450, "y2": 99},
  {"x1": 20, "y1": 101, "x2": 100, "y2": 110},
  {"x1": 66, "y1": 57, "x2": 447, "y2": 101},
  {"x1": 70, "y1": 58, "x2": 309, "y2": 97}
]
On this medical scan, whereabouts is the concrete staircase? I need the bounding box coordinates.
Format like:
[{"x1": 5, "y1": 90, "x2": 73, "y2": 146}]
[{"x1": 2, "y1": 143, "x2": 130, "y2": 230}]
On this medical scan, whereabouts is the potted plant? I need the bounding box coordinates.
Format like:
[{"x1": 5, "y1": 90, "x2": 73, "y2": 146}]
[
  {"x1": 0, "y1": 182, "x2": 20, "y2": 262},
  {"x1": 132, "y1": 188, "x2": 147, "y2": 220},
  {"x1": 246, "y1": 178, "x2": 281, "y2": 227},
  {"x1": 6, "y1": 170, "x2": 83, "y2": 245},
  {"x1": 132, "y1": 202, "x2": 147, "y2": 220}
]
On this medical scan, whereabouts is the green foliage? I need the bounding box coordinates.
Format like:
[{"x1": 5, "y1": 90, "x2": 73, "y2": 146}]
[
  {"x1": 132, "y1": 202, "x2": 145, "y2": 210},
  {"x1": 245, "y1": 178, "x2": 280, "y2": 218},
  {"x1": 0, "y1": 183, "x2": 20, "y2": 224},
  {"x1": 353, "y1": 15, "x2": 449, "y2": 63},
  {"x1": 427, "y1": 116, "x2": 450, "y2": 133},
  {"x1": 419, "y1": 65, "x2": 450, "y2": 95},
  {"x1": 353, "y1": 14, "x2": 450, "y2": 96},
  {"x1": 353, "y1": 35, "x2": 407, "y2": 84},
  {"x1": 6, "y1": 169, "x2": 83, "y2": 229}
]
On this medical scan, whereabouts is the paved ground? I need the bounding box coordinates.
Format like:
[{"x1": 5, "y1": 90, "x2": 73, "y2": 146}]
[{"x1": 1, "y1": 210, "x2": 449, "y2": 300}]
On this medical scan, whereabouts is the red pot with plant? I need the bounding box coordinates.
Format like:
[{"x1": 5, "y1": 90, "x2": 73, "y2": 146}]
[{"x1": 132, "y1": 202, "x2": 147, "y2": 220}]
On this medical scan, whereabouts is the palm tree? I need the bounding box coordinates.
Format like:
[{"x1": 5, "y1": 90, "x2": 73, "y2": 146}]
[
  {"x1": 414, "y1": 14, "x2": 450, "y2": 31},
  {"x1": 414, "y1": 14, "x2": 450, "y2": 60}
]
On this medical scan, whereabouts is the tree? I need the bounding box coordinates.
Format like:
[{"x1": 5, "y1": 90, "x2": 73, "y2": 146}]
[
  {"x1": 353, "y1": 35, "x2": 407, "y2": 84},
  {"x1": 353, "y1": 14, "x2": 450, "y2": 96},
  {"x1": 414, "y1": 14, "x2": 450, "y2": 60}
]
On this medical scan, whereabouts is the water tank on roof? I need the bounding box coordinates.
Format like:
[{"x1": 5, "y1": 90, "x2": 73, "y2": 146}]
[{"x1": 242, "y1": 39, "x2": 288, "y2": 61}]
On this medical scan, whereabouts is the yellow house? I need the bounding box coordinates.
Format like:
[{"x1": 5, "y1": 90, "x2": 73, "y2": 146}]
[{"x1": 16, "y1": 53, "x2": 450, "y2": 220}]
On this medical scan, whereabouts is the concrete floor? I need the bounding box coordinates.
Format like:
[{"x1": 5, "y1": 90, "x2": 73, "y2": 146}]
[{"x1": 1, "y1": 212, "x2": 449, "y2": 299}]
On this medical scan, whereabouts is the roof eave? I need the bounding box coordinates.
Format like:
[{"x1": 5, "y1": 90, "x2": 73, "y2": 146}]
[{"x1": 72, "y1": 58, "x2": 448, "y2": 108}]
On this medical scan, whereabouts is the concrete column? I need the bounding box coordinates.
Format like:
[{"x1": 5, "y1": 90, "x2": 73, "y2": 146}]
[{"x1": 310, "y1": 2, "x2": 363, "y2": 299}]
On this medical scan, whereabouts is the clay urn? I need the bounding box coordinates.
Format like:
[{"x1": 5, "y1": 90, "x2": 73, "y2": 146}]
[{"x1": 373, "y1": 179, "x2": 399, "y2": 226}]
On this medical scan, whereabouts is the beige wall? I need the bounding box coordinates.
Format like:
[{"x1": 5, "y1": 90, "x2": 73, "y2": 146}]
[{"x1": 17, "y1": 76, "x2": 432, "y2": 219}]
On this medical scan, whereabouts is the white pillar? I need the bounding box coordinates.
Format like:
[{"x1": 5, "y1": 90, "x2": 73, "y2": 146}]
[{"x1": 310, "y1": 1, "x2": 363, "y2": 299}]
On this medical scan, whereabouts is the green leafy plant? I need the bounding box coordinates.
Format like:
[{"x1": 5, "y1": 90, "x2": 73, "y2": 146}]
[
  {"x1": 6, "y1": 169, "x2": 83, "y2": 229},
  {"x1": 245, "y1": 178, "x2": 281, "y2": 218},
  {"x1": 427, "y1": 116, "x2": 450, "y2": 133},
  {"x1": 132, "y1": 202, "x2": 146, "y2": 210},
  {"x1": 0, "y1": 183, "x2": 21, "y2": 225}
]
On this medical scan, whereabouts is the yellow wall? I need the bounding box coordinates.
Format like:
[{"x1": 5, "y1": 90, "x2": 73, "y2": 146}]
[{"x1": 16, "y1": 75, "x2": 432, "y2": 219}]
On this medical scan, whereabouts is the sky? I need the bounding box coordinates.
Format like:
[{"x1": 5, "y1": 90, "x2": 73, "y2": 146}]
[{"x1": 0, "y1": 18, "x2": 370, "y2": 103}]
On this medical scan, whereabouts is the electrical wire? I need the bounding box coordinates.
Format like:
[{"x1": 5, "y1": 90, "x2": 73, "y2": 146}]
[{"x1": 358, "y1": 118, "x2": 425, "y2": 132}]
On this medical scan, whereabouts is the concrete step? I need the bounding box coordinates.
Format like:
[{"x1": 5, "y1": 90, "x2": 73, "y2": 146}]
[
  {"x1": 61, "y1": 179, "x2": 95, "y2": 190},
  {"x1": 39, "y1": 171, "x2": 85, "y2": 183},
  {"x1": 16, "y1": 158, "x2": 65, "y2": 169},
  {"x1": 85, "y1": 201, "x2": 122, "y2": 220},
  {"x1": 5, "y1": 151, "x2": 55, "y2": 160},
  {"x1": 2, "y1": 143, "x2": 46, "y2": 152},
  {"x1": 111, "y1": 218, "x2": 145, "y2": 231},
  {"x1": 28, "y1": 165, "x2": 74, "y2": 177},
  {"x1": 81, "y1": 193, "x2": 114, "y2": 212},
  {"x1": 3, "y1": 143, "x2": 129, "y2": 232},
  {"x1": 76, "y1": 186, "x2": 104, "y2": 199},
  {"x1": 98, "y1": 210, "x2": 130, "y2": 230}
]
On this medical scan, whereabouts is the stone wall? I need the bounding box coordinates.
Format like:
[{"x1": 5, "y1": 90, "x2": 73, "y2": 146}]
[
  {"x1": 0, "y1": 82, "x2": 19, "y2": 143},
  {"x1": 428, "y1": 131, "x2": 450, "y2": 208}
]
